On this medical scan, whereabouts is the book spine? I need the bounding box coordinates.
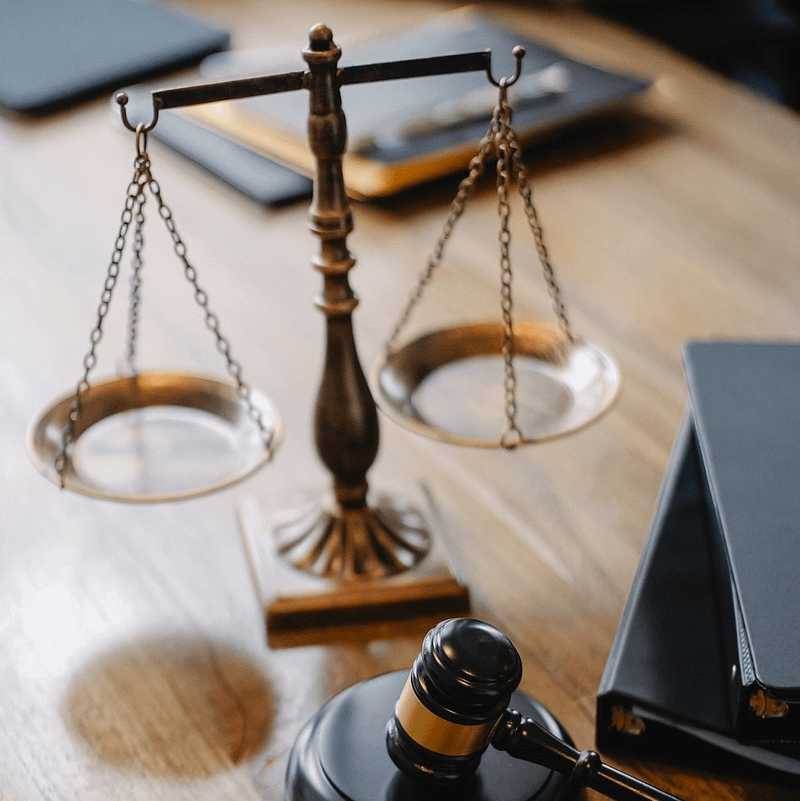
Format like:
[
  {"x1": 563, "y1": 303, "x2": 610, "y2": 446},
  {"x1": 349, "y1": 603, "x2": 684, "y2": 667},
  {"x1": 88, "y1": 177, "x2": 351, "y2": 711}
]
[
  {"x1": 596, "y1": 410, "x2": 693, "y2": 751},
  {"x1": 695, "y1": 432, "x2": 752, "y2": 737}
]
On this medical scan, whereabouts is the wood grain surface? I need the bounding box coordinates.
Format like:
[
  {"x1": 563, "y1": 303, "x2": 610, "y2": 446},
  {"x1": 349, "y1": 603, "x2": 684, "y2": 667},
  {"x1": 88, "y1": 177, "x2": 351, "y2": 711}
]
[{"x1": 2, "y1": 2, "x2": 799, "y2": 800}]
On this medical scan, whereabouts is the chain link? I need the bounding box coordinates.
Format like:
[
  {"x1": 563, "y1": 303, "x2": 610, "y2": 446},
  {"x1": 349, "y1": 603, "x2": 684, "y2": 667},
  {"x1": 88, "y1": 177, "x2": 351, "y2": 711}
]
[
  {"x1": 124, "y1": 183, "x2": 147, "y2": 373},
  {"x1": 384, "y1": 115, "x2": 498, "y2": 353},
  {"x1": 495, "y1": 88, "x2": 524, "y2": 448},
  {"x1": 57, "y1": 140, "x2": 274, "y2": 484}
]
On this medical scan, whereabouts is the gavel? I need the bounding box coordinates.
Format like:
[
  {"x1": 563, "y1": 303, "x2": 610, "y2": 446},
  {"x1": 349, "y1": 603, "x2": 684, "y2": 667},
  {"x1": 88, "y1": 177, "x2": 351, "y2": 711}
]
[{"x1": 286, "y1": 618, "x2": 686, "y2": 801}]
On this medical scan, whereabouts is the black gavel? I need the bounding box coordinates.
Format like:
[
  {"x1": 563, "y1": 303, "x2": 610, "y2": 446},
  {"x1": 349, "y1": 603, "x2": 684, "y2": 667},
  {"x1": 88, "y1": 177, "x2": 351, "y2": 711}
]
[
  {"x1": 286, "y1": 618, "x2": 686, "y2": 801},
  {"x1": 386, "y1": 618, "x2": 684, "y2": 800}
]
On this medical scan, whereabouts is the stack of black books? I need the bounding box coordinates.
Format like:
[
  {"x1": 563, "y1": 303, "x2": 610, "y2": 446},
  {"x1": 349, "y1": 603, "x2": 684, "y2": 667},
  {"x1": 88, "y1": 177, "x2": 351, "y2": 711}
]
[{"x1": 597, "y1": 341, "x2": 800, "y2": 780}]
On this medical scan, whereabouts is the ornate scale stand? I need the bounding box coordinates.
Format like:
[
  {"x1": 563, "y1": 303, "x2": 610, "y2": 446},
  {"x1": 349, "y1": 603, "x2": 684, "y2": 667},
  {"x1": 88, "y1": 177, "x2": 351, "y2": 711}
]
[{"x1": 28, "y1": 24, "x2": 619, "y2": 637}]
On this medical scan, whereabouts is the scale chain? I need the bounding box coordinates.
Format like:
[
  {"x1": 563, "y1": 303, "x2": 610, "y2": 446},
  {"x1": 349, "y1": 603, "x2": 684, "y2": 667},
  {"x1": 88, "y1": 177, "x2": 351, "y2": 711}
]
[
  {"x1": 506, "y1": 120, "x2": 574, "y2": 343},
  {"x1": 495, "y1": 87, "x2": 524, "y2": 449},
  {"x1": 139, "y1": 161, "x2": 274, "y2": 450},
  {"x1": 383, "y1": 120, "x2": 497, "y2": 354},
  {"x1": 383, "y1": 79, "x2": 576, "y2": 449},
  {"x1": 124, "y1": 181, "x2": 147, "y2": 374},
  {"x1": 56, "y1": 156, "x2": 147, "y2": 483},
  {"x1": 57, "y1": 141, "x2": 275, "y2": 484},
  {"x1": 140, "y1": 152, "x2": 276, "y2": 453}
]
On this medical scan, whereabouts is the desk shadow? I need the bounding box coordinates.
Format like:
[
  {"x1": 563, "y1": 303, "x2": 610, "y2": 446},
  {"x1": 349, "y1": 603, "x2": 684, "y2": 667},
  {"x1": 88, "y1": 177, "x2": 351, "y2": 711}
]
[{"x1": 64, "y1": 633, "x2": 275, "y2": 778}]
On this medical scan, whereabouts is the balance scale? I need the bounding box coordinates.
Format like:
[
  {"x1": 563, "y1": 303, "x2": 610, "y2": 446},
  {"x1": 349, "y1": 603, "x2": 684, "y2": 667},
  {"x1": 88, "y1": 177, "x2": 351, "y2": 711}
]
[{"x1": 28, "y1": 24, "x2": 619, "y2": 639}]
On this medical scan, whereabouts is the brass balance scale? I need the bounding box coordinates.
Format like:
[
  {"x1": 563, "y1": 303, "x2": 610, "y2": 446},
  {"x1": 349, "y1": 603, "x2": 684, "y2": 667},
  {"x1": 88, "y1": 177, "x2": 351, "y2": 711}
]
[{"x1": 27, "y1": 25, "x2": 619, "y2": 633}]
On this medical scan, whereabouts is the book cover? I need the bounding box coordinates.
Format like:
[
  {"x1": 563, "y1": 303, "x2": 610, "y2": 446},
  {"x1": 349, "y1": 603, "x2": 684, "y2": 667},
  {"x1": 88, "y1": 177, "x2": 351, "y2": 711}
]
[
  {"x1": 597, "y1": 411, "x2": 733, "y2": 745},
  {"x1": 684, "y1": 340, "x2": 800, "y2": 744}
]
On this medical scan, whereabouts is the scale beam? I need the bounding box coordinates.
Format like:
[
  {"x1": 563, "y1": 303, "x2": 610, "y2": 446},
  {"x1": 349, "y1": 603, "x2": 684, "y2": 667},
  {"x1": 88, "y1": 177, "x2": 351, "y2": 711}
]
[{"x1": 116, "y1": 49, "x2": 509, "y2": 134}]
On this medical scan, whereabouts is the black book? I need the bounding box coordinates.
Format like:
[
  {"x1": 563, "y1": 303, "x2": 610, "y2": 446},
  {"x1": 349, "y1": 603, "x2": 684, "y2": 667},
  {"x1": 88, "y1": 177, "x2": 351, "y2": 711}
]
[
  {"x1": 686, "y1": 341, "x2": 800, "y2": 745},
  {"x1": 596, "y1": 341, "x2": 800, "y2": 777}
]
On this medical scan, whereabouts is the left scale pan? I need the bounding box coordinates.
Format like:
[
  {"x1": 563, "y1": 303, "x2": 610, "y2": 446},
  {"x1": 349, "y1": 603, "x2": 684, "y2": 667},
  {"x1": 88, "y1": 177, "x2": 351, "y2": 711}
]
[{"x1": 28, "y1": 371, "x2": 282, "y2": 503}]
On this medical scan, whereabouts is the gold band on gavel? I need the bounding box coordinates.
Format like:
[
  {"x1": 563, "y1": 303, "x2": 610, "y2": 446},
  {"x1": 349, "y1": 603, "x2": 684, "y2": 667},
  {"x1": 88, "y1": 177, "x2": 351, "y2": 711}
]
[{"x1": 394, "y1": 675, "x2": 497, "y2": 757}]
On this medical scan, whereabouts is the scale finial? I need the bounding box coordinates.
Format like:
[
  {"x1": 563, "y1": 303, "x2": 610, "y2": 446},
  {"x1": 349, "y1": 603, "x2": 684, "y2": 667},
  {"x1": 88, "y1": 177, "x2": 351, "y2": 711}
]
[{"x1": 309, "y1": 23, "x2": 334, "y2": 50}]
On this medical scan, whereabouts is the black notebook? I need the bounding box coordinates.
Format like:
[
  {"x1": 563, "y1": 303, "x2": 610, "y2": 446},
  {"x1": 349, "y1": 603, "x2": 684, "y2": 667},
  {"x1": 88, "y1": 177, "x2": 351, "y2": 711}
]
[
  {"x1": 686, "y1": 341, "x2": 800, "y2": 743},
  {"x1": 597, "y1": 341, "x2": 800, "y2": 777},
  {"x1": 0, "y1": 0, "x2": 229, "y2": 113}
]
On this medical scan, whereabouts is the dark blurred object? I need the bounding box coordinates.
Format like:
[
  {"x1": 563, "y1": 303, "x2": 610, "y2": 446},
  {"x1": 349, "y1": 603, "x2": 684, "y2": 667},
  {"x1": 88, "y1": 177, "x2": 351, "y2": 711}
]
[
  {"x1": 0, "y1": 0, "x2": 228, "y2": 114},
  {"x1": 152, "y1": 111, "x2": 313, "y2": 206},
  {"x1": 584, "y1": 0, "x2": 800, "y2": 111}
]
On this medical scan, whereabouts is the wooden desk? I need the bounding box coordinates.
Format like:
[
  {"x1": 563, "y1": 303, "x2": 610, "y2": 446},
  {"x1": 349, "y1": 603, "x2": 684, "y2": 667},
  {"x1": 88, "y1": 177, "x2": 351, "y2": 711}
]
[{"x1": 2, "y1": 2, "x2": 799, "y2": 799}]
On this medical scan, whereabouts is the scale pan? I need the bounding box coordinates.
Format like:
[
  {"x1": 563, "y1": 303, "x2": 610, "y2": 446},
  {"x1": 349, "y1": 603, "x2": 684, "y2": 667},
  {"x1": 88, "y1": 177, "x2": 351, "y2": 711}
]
[
  {"x1": 371, "y1": 322, "x2": 619, "y2": 448},
  {"x1": 28, "y1": 371, "x2": 282, "y2": 503}
]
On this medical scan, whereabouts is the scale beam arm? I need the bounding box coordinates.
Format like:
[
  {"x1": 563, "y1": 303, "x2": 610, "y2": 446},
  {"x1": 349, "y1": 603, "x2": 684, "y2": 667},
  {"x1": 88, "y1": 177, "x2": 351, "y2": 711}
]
[
  {"x1": 338, "y1": 51, "x2": 491, "y2": 86},
  {"x1": 116, "y1": 48, "x2": 520, "y2": 133},
  {"x1": 155, "y1": 70, "x2": 308, "y2": 110}
]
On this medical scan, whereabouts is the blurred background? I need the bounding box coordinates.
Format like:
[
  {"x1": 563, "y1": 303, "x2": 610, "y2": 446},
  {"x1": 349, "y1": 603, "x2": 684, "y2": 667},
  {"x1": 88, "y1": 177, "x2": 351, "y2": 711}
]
[{"x1": 579, "y1": 0, "x2": 800, "y2": 111}]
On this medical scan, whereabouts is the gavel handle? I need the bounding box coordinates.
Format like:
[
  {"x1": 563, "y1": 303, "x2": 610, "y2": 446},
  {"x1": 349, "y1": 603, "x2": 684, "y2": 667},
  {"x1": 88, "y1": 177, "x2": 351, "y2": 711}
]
[{"x1": 492, "y1": 709, "x2": 686, "y2": 801}]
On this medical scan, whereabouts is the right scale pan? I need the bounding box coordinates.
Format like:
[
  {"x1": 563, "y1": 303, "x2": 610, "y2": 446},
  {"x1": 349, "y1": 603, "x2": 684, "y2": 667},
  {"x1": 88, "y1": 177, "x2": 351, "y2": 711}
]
[{"x1": 370, "y1": 322, "x2": 619, "y2": 448}]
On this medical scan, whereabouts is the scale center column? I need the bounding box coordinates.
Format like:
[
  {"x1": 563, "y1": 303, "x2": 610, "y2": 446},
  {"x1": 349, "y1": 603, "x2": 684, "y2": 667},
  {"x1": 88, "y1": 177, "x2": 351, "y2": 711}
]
[
  {"x1": 305, "y1": 25, "x2": 377, "y2": 509},
  {"x1": 272, "y1": 25, "x2": 432, "y2": 584}
]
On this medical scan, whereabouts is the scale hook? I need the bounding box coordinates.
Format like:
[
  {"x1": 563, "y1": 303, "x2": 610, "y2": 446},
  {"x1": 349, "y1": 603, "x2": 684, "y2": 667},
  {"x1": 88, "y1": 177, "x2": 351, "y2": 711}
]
[
  {"x1": 116, "y1": 91, "x2": 161, "y2": 134},
  {"x1": 487, "y1": 45, "x2": 525, "y2": 88}
]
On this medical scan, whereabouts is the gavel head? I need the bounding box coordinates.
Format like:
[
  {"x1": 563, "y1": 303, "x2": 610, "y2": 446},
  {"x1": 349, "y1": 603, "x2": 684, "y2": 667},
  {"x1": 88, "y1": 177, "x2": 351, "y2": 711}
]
[{"x1": 386, "y1": 618, "x2": 522, "y2": 783}]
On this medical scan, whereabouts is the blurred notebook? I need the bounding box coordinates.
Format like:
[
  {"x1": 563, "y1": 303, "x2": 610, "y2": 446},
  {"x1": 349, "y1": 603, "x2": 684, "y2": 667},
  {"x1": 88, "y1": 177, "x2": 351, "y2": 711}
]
[
  {"x1": 0, "y1": 0, "x2": 228, "y2": 113},
  {"x1": 181, "y1": 8, "x2": 649, "y2": 197},
  {"x1": 150, "y1": 110, "x2": 313, "y2": 206}
]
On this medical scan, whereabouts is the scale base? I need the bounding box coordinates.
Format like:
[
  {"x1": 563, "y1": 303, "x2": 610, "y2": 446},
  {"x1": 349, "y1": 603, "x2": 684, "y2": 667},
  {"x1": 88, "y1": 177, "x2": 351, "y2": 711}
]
[
  {"x1": 237, "y1": 495, "x2": 469, "y2": 647},
  {"x1": 273, "y1": 494, "x2": 432, "y2": 581},
  {"x1": 286, "y1": 670, "x2": 573, "y2": 801}
]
